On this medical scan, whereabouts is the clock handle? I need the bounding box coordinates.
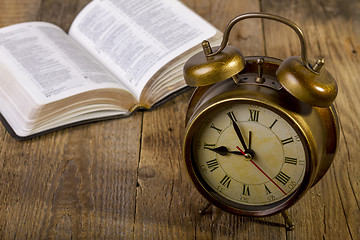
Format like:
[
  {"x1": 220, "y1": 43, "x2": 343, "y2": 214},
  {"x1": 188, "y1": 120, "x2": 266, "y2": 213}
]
[
  {"x1": 184, "y1": 12, "x2": 337, "y2": 106},
  {"x1": 206, "y1": 12, "x2": 318, "y2": 74},
  {"x1": 203, "y1": 12, "x2": 337, "y2": 107}
]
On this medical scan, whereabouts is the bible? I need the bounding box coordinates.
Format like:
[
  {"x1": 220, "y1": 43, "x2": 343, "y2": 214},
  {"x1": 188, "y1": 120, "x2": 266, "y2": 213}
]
[{"x1": 0, "y1": 0, "x2": 221, "y2": 139}]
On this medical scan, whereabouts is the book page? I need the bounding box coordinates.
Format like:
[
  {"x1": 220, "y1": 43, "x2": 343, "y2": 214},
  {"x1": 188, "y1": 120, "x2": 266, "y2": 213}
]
[
  {"x1": 0, "y1": 22, "x2": 132, "y2": 105},
  {"x1": 69, "y1": 0, "x2": 217, "y2": 99}
]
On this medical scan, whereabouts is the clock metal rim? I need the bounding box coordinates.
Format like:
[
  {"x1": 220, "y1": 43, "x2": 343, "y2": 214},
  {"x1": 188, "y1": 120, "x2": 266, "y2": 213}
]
[{"x1": 183, "y1": 98, "x2": 313, "y2": 217}]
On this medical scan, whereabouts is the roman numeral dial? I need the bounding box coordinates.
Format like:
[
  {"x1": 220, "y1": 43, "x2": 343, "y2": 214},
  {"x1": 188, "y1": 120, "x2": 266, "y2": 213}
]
[
  {"x1": 249, "y1": 109, "x2": 260, "y2": 122},
  {"x1": 275, "y1": 171, "x2": 291, "y2": 185},
  {"x1": 206, "y1": 159, "x2": 219, "y2": 172},
  {"x1": 281, "y1": 137, "x2": 294, "y2": 145},
  {"x1": 285, "y1": 157, "x2": 297, "y2": 165},
  {"x1": 210, "y1": 123, "x2": 222, "y2": 134},
  {"x1": 220, "y1": 175, "x2": 232, "y2": 188},
  {"x1": 191, "y1": 102, "x2": 307, "y2": 207}
]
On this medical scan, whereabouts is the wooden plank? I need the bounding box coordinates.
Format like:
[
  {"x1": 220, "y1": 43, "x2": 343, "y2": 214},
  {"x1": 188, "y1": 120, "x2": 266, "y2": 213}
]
[
  {"x1": 261, "y1": 0, "x2": 360, "y2": 239},
  {"x1": 184, "y1": 0, "x2": 264, "y2": 56},
  {"x1": 0, "y1": 0, "x2": 41, "y2": 27},
  {"x1": 0, "y1": 0, "x2": 143, "y2": 239},
  {"x1": 36, "y1": 0, "x2": 90, "y2": 31},
  {"x1": 0, "y1": 117, "x2": 142, "y2": 239}
]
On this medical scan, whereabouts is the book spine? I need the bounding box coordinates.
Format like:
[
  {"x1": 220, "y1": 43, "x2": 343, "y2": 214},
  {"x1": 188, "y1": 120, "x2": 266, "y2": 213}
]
[{"x1": 129, "y1": 104, "x2": 151, "y2": 113}]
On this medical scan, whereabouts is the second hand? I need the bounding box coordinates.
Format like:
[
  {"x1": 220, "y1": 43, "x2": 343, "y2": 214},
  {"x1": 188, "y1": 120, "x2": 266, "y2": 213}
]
[{"x1": 236, "y1": 146, "x2": 287, "y2": 195}]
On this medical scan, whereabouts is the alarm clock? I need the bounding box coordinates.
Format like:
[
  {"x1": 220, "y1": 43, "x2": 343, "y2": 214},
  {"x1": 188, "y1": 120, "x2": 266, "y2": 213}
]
[{"x1": 182, "y1": 13, "x2": 339, "y2": 230}]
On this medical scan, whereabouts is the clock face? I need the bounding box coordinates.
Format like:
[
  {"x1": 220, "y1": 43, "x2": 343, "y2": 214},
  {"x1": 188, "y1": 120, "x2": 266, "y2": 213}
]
[{"x1": 190, "y1": 101, "x2": 307, "y2": 209}]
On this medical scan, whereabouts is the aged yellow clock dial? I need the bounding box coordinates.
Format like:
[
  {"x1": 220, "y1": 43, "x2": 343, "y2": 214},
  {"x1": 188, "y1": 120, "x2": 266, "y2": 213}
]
[{"x1": 192, "y1": 102, "x2": 306, "y2": 206}]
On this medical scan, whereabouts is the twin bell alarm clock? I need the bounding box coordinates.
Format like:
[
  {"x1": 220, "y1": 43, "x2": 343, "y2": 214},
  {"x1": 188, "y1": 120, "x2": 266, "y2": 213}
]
[{"x1": 182, "y1": 13, "x2": 339, "y2": 230}]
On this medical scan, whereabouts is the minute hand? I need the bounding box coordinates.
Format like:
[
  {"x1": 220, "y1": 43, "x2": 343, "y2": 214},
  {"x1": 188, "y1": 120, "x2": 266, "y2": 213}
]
[{"x1": 229, "y1": 116, "x2": 248, "y2": 151}]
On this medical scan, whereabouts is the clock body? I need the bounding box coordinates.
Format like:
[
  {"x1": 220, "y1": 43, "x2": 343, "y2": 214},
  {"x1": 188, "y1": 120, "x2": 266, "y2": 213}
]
[{"x1": 183, "y1": 57, "x2": 339, "y2": 217}]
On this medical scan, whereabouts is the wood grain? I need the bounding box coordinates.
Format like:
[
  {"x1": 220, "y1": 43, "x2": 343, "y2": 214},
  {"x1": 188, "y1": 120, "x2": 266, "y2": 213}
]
[
  {"x1": 0, "y1": 0, "x2": 359, "y2": 239},
  {"x1": 262, "y1": 0, "x2": 360, "y2": 239}
]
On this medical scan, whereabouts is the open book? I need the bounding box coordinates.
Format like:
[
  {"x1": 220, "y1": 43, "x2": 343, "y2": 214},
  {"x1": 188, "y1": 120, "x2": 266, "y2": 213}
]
[{"x1": 0, "y1": 0, "x2": 221, "y2": 139}]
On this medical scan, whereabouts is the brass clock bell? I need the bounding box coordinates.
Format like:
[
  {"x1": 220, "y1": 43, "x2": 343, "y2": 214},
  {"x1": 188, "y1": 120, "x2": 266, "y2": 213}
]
[{"x1": 182, "y1": 13, "x2": 339, "y2": 230}]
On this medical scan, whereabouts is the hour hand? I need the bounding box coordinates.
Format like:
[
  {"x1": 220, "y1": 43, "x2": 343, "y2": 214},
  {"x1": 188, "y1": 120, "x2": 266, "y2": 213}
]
[{"x1": 205, "y1": 146, "x2": 243, "y2": 156}]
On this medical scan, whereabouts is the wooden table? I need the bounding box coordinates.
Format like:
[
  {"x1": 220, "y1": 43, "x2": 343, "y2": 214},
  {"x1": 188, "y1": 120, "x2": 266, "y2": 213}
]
[{"x1": 0, "y1": 0, "x2": 359, "y2": 239}]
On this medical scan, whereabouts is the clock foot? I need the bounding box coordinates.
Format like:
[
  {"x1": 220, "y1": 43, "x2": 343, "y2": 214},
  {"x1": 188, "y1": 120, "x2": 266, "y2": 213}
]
[
  {"x1": 281, "y1": 210, "x2": 295, "y2": 231},
  {"x1": 199, "y1": 201, "x2": 212, "y2": 215}
]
